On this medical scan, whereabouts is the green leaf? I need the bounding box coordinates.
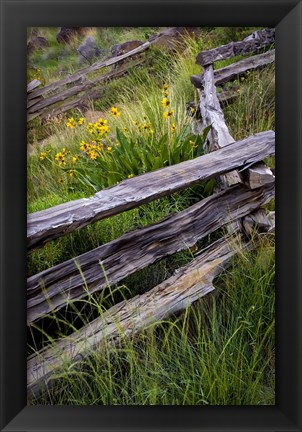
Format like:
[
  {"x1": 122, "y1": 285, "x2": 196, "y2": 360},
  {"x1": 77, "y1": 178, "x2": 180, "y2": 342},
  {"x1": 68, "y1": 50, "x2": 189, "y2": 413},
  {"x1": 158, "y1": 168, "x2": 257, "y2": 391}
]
[
  {"x1": 203, "y1": 178, "x2": 217, "y2": 196},
  {"x1": 196, "y1": 124, "x2": 212, "y2": 156}
]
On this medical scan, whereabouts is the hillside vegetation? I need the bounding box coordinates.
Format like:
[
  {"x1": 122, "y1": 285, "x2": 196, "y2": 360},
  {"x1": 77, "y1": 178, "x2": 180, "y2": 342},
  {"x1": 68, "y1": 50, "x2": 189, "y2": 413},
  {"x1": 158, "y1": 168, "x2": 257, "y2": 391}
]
[{"x1": 27, "y1": 27, "x2": 275, "y2": 405}]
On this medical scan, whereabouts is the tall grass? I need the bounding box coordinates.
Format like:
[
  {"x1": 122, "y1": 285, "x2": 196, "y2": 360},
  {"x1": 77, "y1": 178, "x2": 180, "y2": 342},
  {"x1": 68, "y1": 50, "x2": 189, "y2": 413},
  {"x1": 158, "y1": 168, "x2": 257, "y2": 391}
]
[
  {"x1": 27, "y1": 27, "x2": 275, "y2": 405},
  {"x1": 28, "y1": 235, "x2": 275, "y2": 405}
]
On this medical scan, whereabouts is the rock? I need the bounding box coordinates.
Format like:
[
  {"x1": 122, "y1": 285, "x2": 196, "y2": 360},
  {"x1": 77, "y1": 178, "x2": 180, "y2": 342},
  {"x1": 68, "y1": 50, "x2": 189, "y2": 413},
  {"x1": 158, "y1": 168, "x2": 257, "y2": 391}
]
[
  {"x1": 111, "y1": 40, "x2": 144, "y2": 57},
  {"x1": 56, "y1": 27, "x2": 85, "y2": 44},
  {"x1": 77, "y1": 36, "x2": 102, "y2": 64},
  {"x1": 27, "y1": 30, "x2": 49, "y2": 54},
  {"x1": 110, "y1": 40, "x2": 144, "y2": 69},
  {"x1": 150, "y1": 27, "x2": 201, "y2": 53}
]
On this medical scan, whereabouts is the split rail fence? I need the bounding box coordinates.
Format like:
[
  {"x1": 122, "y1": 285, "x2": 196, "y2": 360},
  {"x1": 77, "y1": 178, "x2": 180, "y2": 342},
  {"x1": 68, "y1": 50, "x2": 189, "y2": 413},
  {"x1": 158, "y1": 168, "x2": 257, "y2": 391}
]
[
  {"x1": 27, "y1": 28, "x2": 275, "y2": 122},
  {"x1": 27, "y1": 28, "x2": 276, "y2": 398}
]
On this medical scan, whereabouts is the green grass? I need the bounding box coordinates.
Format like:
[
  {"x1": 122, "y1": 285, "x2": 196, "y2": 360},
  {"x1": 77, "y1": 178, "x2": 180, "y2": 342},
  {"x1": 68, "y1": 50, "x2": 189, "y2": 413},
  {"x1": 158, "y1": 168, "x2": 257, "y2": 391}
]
[
  {"x1": 28, "y1": 235, "x2": 275, "y2": 405},
  {"x1": 27, "y1": 27, "x2": 275, "y2": 406}
]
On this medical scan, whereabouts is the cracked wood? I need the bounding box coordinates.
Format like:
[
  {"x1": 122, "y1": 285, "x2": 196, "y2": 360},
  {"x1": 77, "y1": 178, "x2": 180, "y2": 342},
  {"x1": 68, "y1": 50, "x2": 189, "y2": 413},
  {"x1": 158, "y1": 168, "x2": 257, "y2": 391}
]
[
  {"x1": 27, "y1": 182, "x2": 274, "y2": 323},
  {"x1": 28, "y1": 130, "x2": 275, "y2": 251},
  {"x1": 196, "y1": 28, "x2": 275, "y2": 66},
  {"x1": 27, "y1": 231, "x2": 254, "y2": 397},
  {"x1": 191, "y1": 49, "x2": 275, "y2": 89}
]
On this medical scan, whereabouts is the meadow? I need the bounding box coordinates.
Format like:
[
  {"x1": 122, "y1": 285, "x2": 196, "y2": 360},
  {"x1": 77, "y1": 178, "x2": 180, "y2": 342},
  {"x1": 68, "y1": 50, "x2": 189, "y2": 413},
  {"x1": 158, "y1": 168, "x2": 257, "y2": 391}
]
[{"x1": 27, "y1": 26, "x2": 275, "y2": 405}]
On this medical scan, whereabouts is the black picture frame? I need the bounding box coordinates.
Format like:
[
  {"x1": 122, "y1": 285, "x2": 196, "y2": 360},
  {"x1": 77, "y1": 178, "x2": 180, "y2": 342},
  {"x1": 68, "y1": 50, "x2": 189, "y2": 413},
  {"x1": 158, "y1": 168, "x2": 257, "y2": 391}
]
[{"x1": 0, "y1": 0, "x2": 301, "y2": 431}]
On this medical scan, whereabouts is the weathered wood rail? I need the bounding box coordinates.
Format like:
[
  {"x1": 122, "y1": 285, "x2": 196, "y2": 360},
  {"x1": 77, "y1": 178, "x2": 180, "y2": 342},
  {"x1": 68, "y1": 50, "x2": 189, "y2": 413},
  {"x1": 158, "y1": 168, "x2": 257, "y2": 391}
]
[
  {"x1": 27, "y1": 59, "x2": 145, "y2": 121},
  {"x1": 28, "y1": 130, "x2": 275, "y2": 252},
  {"x1": 27, "y1": 28, "x2": 275, "y2": 122},
  {"x1": 196, "y1": 28, "x2": 275, "y2": 66},
  {"x1": 28, "y1": 182, "x2": 274, "y2": 323},
  {"x1": 27, "y1": 222, "x2": 274, "y2": 398},
  {"x1": 27, "y1": 28, "x2": 275, "y2": 398},
  {"x1": 191, "y1": 49, "x2": 275, "y2": 89},
  {"x1": 27, "y1": 28, "x2": 176, "y2": 122}
]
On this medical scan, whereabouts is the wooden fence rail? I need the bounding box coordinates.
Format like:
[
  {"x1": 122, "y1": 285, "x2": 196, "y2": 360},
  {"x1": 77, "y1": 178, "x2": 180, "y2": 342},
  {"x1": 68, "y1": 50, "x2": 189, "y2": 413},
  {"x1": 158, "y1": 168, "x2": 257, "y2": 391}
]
[
  {"x1": 28, "y1": 181, "x2": 274, "y2": 324},
  {"x1": 27, "y1": 224, "x2": 274, "y2": 398},
  {"x1": 28, "y1": 130, "x2": 275, "y2": 252},
  {"x1": 27, "y1": 28, "x2": 275, "y2": 122},
  {"x1": 196, "y1": 28, "x2": 275, "y2": 66},
  {"x1": 27, "y1": 28, "x2": 276, "y2": 398},
  {"x1": 27, "y1": 59, "x2": 145, "y2": 121},
  {"x1": 191, "y1": 49, "x2": 275, "y2": 89}
]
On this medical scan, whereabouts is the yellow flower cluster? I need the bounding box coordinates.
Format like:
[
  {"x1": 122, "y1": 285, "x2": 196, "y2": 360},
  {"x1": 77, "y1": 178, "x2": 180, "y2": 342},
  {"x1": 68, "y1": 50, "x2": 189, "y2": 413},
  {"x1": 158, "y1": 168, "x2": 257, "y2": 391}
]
[
  {"x1": 55, "y1": 148, "x2": 70, "y2": 166},
  {"x1": 111, "y1": 106, "x2": 120, "y2": 117},
  {"x1": 87, "y1": 118, "x2": 109, "y2": 137},
  {"x1": 66, "y1": 117, "x2": 76, "y2": 128},
  {"x1": 161, "y1": 83, "x2": 175, "y2": 123},
  {"x1": 80, "y1": 140, "x2": 105, "y2": 160},
  {"x1": 33, "y1": 67, "x2": 41, "y2": 81},
  {"x1": 39, "y1": 149, "x2": 52, "y2": 161},
  {"x1": 132, "y1": 118, "x2": 154, "y2": 134},
  {"x1": 80, "y1": 113, "x2": 117, "y2": 159},
  {"x1": 66, "y1": 117, "x2": 85, "y2": 128}
]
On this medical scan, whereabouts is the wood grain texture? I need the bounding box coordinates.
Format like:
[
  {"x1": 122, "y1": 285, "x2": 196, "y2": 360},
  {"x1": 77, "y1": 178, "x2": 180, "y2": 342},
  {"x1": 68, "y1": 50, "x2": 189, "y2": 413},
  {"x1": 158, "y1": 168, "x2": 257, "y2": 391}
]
[
  {"x1": 191, "y1": 49, "x2": 275, "y2": 89},
  {"x1": 28, "y1": 87, "x2": 102, "y2": 122},
  {"x1": 196, "y1": 28, "x2": 275, "y2": 66},
  {"x1": 242, "y1": 209, "x2": 275, "y2": 237},
  {"x1": 28, "y1": 130, "x2": 275, "y2": 251},
  {"x1": 240, "y1": 162, "x2": 275, "y2": 189},
  {"x1": 27, "y1": 231, "x2": 252, "y2": 398},
  {"x1": 27, "y1": 41, "x2": 151, "y2": 101},
  {"x1": 27, "y1": 182, "x2": 275, "y2": 323},
  {"x1": 27, "y1": 59, "x2": 144, "y2": 116},
  {"x1": 196, "y1": 64, "x2": 242, "y2": 186},
  {"x1": 27, "y1": 79, "x2": 41, "y2": 93}
]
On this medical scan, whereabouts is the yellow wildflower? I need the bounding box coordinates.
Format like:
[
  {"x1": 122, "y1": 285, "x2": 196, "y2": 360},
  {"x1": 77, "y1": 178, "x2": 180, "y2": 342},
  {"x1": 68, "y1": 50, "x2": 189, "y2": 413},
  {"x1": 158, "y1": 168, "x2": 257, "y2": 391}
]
[
  {"x1": 78, "y1": 117, "x2": 85, "y2": 126},
  {"x1": 122, "y1": 127, "x2": 128, "y2": 133},
  {"x1": 101, "y1": 125, "x2": 109, "y2": 134},
  {"x1": 98, "y1": 118, "x2": 108, "y2": 126},
  {"x1": 133, "y1": 120, "x2": 139, "y2": 126},
  {"x1": 87, "y1": 122, "x2": 95, "y2": 134},
  {"x1": 66, "y1": 117, "x2": 76, "y2": 128},
  {"x1": 111, "y1": 106, "x2": 120, "y2": 117},
  {"x1": 162, "y1": 90, "x2": 169, "y2": 97},
  {"x1": 171, "y1": 123, "x2": 176, "y2": 132},
  {"x1": 55, "y1": 152, "x2": 66, "y2": 165},
  {"x1": 163, "y1": 83, "x2": 169, "y2": 90},
  {"x1": 80, "y1": 141, "x2": 91, "y2": 152},
  {"x1": 107, "y1": 146, "x2": 113, "y2": 152},
  {"x1": 161, "y1": 98, "x2": 170, "y2": 108},
  {"x1": 89, "y1": 150, "x2": 98, "y2": 160},
  {"x1": 128, "y1": 173, "x2": 134, "y2": 178},
  {"x1": 69, "y1": 169, "x2": 75, "y2": 177},
  {"x1": 39, "y1": 152, "x2": 47, "y2": 161},
  {"x1": 72, "y1": 155, "x2": 79, "y2": 164},
  {"x1": 163, "y1": 110, "x2": 174, "y2": 119},
  {"x1": 61, "y1": 147, "x2": 69, "y2": 155}
]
